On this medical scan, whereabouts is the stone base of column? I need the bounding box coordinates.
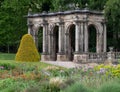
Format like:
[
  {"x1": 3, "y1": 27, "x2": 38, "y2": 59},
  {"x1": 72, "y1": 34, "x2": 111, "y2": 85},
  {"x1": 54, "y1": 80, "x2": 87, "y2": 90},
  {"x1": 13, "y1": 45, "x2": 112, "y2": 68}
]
[
  {"x1": 73, "y1": 53, "x2": 88, "y2": 63},
  {"x1": 57, "y1": 53, "x2": 68, "y2": 61},
  {"x1": 41, "y1": 53, "x2": 50, "y2": 61}
]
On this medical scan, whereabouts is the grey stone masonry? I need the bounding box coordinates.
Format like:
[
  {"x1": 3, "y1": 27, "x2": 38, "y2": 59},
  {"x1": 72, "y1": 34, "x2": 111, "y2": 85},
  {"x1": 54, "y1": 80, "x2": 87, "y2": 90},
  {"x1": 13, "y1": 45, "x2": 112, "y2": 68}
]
[{"x1": 27, "y1": 9, "x2": 107, "y2": 62}]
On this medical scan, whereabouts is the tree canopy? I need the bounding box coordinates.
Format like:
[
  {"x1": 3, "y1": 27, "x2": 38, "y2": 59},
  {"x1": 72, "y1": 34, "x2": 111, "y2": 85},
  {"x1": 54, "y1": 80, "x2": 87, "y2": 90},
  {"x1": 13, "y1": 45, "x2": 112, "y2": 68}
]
[
  {"x1": 105, "y1": 0, "x2": 120, "y2": 50},
  {"x1": 0, "y1": 0, "x2": 119, "y2": 52}
]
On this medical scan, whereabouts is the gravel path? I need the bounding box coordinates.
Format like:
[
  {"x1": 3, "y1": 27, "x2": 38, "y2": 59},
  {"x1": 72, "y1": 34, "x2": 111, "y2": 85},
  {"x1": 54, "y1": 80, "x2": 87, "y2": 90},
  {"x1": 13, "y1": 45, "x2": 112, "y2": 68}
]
[
  {"x1": 42, "y1": 61, "x2": 78, "y2": 68},
  {"x1": 42, "y1": 61, "x2": 98, "y2": 68}
]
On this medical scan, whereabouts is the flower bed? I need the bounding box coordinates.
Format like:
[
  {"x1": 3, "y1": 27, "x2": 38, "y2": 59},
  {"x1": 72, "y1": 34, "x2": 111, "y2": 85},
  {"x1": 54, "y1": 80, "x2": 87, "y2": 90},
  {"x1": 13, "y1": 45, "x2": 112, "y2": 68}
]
[{"x1": 0, "y1": 60, "x2": 120, "y2": 92}]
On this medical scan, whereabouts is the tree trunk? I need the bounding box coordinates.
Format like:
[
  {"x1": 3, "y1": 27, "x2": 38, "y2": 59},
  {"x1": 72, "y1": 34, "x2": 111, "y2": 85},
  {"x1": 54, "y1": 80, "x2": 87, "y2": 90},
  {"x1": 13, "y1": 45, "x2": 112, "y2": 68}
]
[{"x1": 7, "y1": 44, "x2": 10, "y2": 53}]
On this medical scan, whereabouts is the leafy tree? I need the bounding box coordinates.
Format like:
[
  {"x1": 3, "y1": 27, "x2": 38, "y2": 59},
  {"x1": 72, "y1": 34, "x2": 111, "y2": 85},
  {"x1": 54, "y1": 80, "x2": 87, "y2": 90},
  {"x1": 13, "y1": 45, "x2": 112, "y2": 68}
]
[
  {"x1": 0, "y1": 0, "x2": 43, "y2": 53},
  {"x1": 89, "y1": 0, "x2": 108, "y2": 10},
  {"x1": 0, "y1": 0, "x2": 119, "y2": 52},
  {"x1": 51, "y1": 0, "x2": 89, "y2": 11},
  {"x1": 105, "y1": 0, "x2": 120, "y2": 50}
]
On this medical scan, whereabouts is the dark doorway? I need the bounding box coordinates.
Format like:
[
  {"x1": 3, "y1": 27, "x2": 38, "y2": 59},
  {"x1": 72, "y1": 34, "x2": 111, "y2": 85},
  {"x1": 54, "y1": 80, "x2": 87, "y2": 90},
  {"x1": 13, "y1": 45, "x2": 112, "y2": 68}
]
[
  {"x1": 52, "y1": 26, "x2": 59, "y2": 60},
  {"x1": 68, "y1": 24, "x2": 75, "y2": 60},
  {"x1": 38, "y1": 27, "x2": 43, "y2": 53},
  {"x1": 88, "y1": 25, "x2": 97, "y2": 52}
]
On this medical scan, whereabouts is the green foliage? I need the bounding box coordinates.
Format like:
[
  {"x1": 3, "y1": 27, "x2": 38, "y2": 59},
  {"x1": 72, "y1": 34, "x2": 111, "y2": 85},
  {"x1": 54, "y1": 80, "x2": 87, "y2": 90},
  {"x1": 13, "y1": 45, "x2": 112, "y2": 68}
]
[
  {"x1": 24, "y1": 86, "x2": 41, "y2": 92},
  {"x1": 105, "y1": 0, "x2": 120, "y2": 49},
  {"x1": 0, "y1": 78, "x2": 37, "y2": 92},
  {"x1": 0, "y1": 62, "x2": 15, "y2": 70},
  {"x1": 44, "y1": 66, "x2": 70, "y2": 77},
  {"x1": 62, "y1": 82, "x2": 92, "y2": 92},
  {"x1": 0, "y1": 0, "x2": 120, "y2": 52},
  {"x1": 89, "y1": 0, "x2": 107, "y2": 10},
  {"x1": 15, "y1": 34, "x2": 40, "y2": 62},
  {"x1": 96, "y1": 80, "x2": 120, "y2": 92},
  {"x1": 94, "y1": 64, "x2": 120, "y2": 78},
  {"x1": 49, "y1": 77, "x2": 65, "y2": 91},
  {"x1": 0, "y1": 53, "x2": 15, "y2": 60}
]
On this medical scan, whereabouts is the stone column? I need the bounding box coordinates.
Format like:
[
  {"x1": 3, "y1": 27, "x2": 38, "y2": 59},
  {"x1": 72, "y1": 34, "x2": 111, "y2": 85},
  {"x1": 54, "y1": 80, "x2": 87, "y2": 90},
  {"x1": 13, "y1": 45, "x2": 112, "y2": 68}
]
[
  {"x1": 58, "y1": 22, "x2": 64, "y2": 53},
  {"x1": 57, "y1": 23, "x2": 67, "y2": 61},
  {"x1": 42, "y1": 23, "x2": 48, "y2": 54},
  {"x1": 97, "y1": 30, "x2": 102, "y2": 53},
  {"x1": 80, "y1": 22, "x2": 84, "y2": 52},
  {"x1": 41, "y1": 23, "x2": 50, "y2": 61},
  {"x1": 99, "y1": 32, "x2": 102, "y2": 52},
  {"x1": 33, "y1": 30, "x2": 38, "y2": 48},
  {"x1": 96, "y1": 31, "x2": 99, "y2": 53},
  {"x1": 48, "y1": 30, "x2": 53, "y2": 60},
  {"x1": 103, "y1": 23, "x2": 107, "y2": 52},
  {"x1": 48, "y1": 30, "x2": 51, "y2": 54},
  {"x1": 84, "y1": 22, "x2": 88, "y2": 52},
  {"x1": 75, "y1": 22, "x2": 80, "y2": 53},
  {"x1": 27, "y1": 20, "x2": 33, "y2": 35},
  {"x1": 65, "y1": 32, "x2": 69, "y2": 60}
]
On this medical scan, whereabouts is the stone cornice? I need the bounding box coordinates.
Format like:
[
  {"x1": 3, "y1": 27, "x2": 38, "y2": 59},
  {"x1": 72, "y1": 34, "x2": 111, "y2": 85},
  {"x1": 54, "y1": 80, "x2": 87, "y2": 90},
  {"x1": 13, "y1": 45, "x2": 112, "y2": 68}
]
[{"x1": 26, "y1": 10, "x2": 104, "y2": 18}]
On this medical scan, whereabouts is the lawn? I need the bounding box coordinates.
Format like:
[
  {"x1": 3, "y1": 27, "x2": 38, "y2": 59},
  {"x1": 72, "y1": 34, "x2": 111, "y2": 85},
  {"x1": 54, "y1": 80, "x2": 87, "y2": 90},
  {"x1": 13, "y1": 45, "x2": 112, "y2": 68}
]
[
  {"x1": 0, "y1": 53, "x2": 15, "y2": 60},
  {"x1": 0, "y1": 53, "x2": 120, "y2": 92}
]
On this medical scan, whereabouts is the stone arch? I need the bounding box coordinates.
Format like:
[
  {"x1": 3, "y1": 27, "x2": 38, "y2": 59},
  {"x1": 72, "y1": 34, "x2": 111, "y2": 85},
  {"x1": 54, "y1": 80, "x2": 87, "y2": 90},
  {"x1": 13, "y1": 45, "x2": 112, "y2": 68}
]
[
  {"x1": 32, "y1": 24, "x2": 44, "y2": 53},
  {"x1": 50, "y1": 24, "x2": 59, "y2": 61},
  {"x1": 27, "y1": 9, "x2": 107, "y2": 61},
  {"x1": 65, "y1": 23, "x2": 75, "y2": 61},
  {"x1": 88, "y1": 24, "x2": 97, "y2": 52},
  {"x1": 88, "y1": 22, "x2": 104, "y2": 53},
  {"x1": 37, "y1": 26, "x2": 43, "y2": 52},
  {"x1": 65, "y1": 22, "x2": 75, "y2": 33}
]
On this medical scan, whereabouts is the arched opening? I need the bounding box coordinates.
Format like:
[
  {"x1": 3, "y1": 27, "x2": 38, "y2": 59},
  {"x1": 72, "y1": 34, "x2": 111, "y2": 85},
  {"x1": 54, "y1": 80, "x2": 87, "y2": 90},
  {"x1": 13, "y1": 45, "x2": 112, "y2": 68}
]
[
  {"x1": 88, "y1": 25, "x2": 97, "y2": 52},
  {"x1": 38, "y1": 27, "x2": 43, "y2": 53},
  {"x1": 68, "y1": 24, "x2": 75, "y2": 60},
  {"x1": 52, "y1": 25, "x2": 59, "y2": 60}
]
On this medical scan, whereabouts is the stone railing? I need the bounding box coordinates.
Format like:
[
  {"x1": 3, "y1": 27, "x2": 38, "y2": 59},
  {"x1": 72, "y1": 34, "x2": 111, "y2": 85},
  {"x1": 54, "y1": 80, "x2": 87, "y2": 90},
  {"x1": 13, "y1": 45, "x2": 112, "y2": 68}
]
[
  {"x1": 74, "y1": 49, "x2": 120, "y2": 63},
  {"x1": 74, "y1": 47, "x2": 120, "y2": 63},
  {"x1": 114, "y1": 52, "x2": 120, "y2": 59},
  {"x1": 88, "y1": 52, "x2": 107, "y2": 63},
  {"x1": 87, "y1": 52, "x2": 120, "y2": 63}
]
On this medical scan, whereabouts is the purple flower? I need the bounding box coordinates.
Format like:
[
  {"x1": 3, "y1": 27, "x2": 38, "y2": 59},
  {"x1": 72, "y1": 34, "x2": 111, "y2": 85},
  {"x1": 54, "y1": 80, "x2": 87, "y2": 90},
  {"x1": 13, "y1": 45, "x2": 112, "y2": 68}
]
[
  {"x1": 97, "y1": 68, "x2": 106, "y2": 74},
  {"x1": 0, "y1": 66, "x2": 4, "y2": 69}
]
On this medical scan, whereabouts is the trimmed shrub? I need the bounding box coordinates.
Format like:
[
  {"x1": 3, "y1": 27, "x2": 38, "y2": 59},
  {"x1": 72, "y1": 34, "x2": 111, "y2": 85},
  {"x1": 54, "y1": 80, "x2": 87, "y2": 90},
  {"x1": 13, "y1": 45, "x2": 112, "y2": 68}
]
[{"x1": 15, "y1": 34, "x2": 40, "y2": 62}]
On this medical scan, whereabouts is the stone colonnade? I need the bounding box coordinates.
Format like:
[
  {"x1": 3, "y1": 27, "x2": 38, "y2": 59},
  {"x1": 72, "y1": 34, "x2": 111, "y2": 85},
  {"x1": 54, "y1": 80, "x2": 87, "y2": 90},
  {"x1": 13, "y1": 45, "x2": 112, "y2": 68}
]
[{"x1": 27, "y1": 10, "x2": 107, "y2": 62}]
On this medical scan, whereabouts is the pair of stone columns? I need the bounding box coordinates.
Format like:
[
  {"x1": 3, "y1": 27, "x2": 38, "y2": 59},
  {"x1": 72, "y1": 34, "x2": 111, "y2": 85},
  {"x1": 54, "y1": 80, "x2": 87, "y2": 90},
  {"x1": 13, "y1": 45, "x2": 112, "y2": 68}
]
[
  {"x1": 75, "y1": 21, "x2": 107, "y2": 53},
  {"x1": 74, "y1": 21, "x2": 88, "y2": 53}
]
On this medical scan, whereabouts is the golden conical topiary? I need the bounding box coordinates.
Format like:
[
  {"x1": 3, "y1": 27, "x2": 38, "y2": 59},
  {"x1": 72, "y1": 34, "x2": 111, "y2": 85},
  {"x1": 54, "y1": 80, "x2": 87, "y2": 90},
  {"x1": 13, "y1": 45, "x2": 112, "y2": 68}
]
[{"x1": 15, "y1": 34, "x2": 40, "y2": 62}]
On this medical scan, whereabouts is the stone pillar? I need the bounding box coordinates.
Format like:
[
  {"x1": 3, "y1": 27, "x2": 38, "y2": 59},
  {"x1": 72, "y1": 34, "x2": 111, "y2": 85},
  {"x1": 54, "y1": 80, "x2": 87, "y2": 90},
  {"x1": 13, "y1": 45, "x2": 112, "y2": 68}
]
[
  {"x1": 48, "y1": 30, "x2": 54, "y2": 60},
  {"x1": 33, "y1": 30, "x2": 38, "y2": 48},
  {"x1": 103, "y1": 23, "x2": 107, "y2": 52},
  {"x1": 97, "y1": 30, "x2": 103, "y2": 53},
  {"x1": 50, "y1": 31, "x2": 55, "y2": 61},
  {"x1": 84, "y1": 22, "x2": 88, "y2": 52},
  {"x1": 75, "y1": 22, "x2": 80, "y2": 53},
  {"x1": 41, "y1": 23, "x2": 50, "y2": 61},
  {"x1": 42, "y1": 23, "x2": 48, "y2": 54},
  {"x1": 96, "y1": 31, "x2": 99, "y2": 53},
  {"x1": 105, "y1": 47, "x2": 115, "y2": 64},
  {"x1": 65, "y1": 32, "x2": 70, "y2": 61},
  {"x1": 57, "y1": 23, "x2": 67, "y2": 61},
  {"x1": 27, "y1": 20, "x2": 33, "y2": 35},
  {"x1": 58, "y1": 23, "x2": 64, "y2": 53},
  {"x1": 99, "y1": 32, "x2": 103, "y2": 52},
  {"x1": 48, "y1": 29, "x2": 51, "y2": 54},
  {"x1": 80, "y1": 22, "x2": 84, "y2": 52}
]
